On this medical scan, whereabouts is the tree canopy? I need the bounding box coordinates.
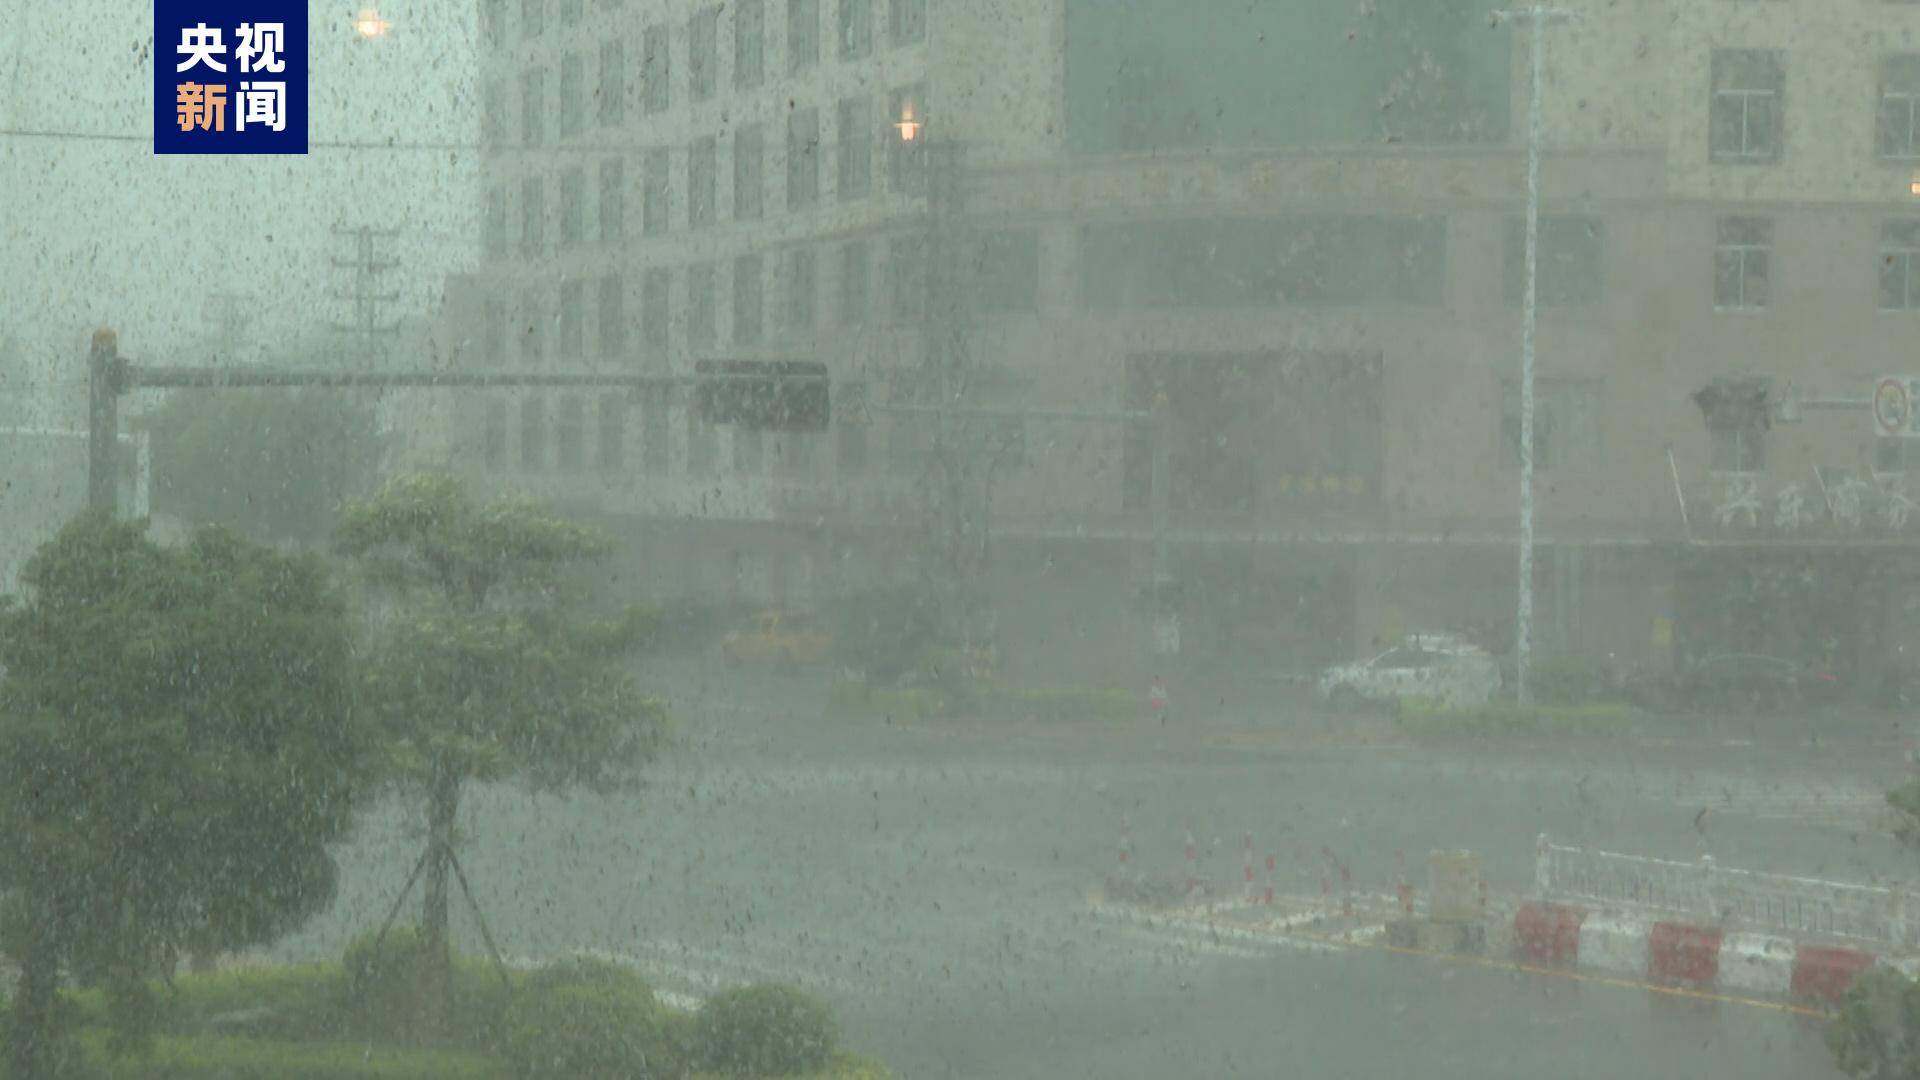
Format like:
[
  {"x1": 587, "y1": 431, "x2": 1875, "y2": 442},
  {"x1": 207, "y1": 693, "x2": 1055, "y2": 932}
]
[{"x1": 0, "y1": 512, "x2": 373, "y2": 1075}]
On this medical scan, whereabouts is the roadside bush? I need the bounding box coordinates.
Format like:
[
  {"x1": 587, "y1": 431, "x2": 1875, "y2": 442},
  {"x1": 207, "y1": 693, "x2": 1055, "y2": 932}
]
[
  {"x1": 827, "y1": 680, "x2": 1137, "y2": 725},
  {"x1": 496, "y1": 965, "x2": 681, "y2": 1080},
  {"x1": 341, "y1": 927, "x2": 436, "y2": 1044},
  {"x1": 694, "y1": 984, "x2": 836, "y2": 1077},
  {"x1": 81, "y1": 1029, "x2": 507, "y2": 1080},
  {"x1": 832, "y1": 586, "x2": 941, "y2": 687}
]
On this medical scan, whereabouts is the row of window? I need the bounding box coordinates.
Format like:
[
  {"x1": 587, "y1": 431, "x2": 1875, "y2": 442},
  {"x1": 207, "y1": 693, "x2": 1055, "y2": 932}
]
[
  {"x1": 485, "y1": 86, "x2": 927, "y2": 258},
  {"x1": 477, "y1": 393, "x2": 867, "y2": 478},
  {"x1": 483, "y1": 0, "x2": 924, "y2": 142},
  {"x1": 1710, "y1": 49, "x2": 1920, "y2": 162},
  {"x1": 477, "y1": 231, "x2": 1040, "y2": 365}
]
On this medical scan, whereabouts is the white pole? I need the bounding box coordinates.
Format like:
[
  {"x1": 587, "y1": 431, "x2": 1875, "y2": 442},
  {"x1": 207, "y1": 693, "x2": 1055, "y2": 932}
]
[
  {"x1": 1495, "y1": 4, "x2": 1579, "y2": 704},
  {"x1": 1517, "y1": 6, "x2": 1543, "y2": 706}
]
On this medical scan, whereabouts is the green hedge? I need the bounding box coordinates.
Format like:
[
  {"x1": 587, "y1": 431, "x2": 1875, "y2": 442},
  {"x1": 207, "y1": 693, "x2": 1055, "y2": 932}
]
[
  {"x1": 495, "y1": 956, "x2": 687, "y2": 1079},
  {"x1": 693, "y1": 984, "x2": 836, "y2": 1077},
  {"x1": 81, "y1": 1030, "x2": 508, "y2": 1080},
  {"x1": 827, "y1": 680, "x2": 1136, "y2": 724},
  {"x1": 1395, "y1": 698, "x2": 1637, "y2": 738}
]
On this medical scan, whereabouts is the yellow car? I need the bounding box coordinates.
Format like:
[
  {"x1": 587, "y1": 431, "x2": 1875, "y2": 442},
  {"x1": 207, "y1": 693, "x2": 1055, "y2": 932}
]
[{"x1": 721, "y1": 609, "x2": 832, "y2": 669}]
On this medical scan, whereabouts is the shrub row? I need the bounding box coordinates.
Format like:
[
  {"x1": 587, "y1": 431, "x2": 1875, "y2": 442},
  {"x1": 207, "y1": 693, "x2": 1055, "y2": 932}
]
[
  {"x1": 827, "y1": 679, "x2": 1136, "y2": 724},
  {"x1": 1395, "y1": 697, "x2": 1638, "y2": 738}
]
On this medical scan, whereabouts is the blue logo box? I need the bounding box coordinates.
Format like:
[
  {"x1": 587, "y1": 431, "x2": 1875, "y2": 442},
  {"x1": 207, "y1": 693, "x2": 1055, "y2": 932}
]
[{"x1": 154, "y1": 1, "x2": 308, "y2": 154}]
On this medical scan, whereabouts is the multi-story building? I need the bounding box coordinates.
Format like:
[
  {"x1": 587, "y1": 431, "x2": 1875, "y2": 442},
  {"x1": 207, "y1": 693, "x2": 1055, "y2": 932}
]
[{"x1": 452, "y1": 0, "x2": 1920, "y2": 689}]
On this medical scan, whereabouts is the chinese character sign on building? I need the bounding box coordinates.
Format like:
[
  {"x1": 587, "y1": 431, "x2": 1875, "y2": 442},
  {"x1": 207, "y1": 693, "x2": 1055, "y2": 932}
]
[{"x1": 154, "y1": 2, "x2": 307, "y2": 154}]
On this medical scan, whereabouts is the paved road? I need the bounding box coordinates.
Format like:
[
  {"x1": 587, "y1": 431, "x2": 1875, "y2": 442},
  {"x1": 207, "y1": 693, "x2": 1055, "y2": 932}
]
[{"x1": 269, "y1": 664, "x2": 1888, "y2": 1078}]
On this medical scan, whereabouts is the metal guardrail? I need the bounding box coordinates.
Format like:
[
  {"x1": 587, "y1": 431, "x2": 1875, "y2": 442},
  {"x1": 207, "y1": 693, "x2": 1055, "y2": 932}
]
[{"x1": 1535, "y1": 833, "x2": 1916, "y2": 948}]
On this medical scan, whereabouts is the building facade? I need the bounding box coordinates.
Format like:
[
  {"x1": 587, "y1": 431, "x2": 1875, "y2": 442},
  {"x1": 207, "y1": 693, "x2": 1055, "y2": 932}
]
[{"x1": 450, "y1": 0, "x2": 1920, "y2": 687}]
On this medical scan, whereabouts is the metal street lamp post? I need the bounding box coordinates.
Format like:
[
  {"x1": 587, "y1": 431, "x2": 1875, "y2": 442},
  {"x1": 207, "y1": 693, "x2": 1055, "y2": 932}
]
[{"x1": 1494, "y1": 4, "x2": 1580, "y2": 705}]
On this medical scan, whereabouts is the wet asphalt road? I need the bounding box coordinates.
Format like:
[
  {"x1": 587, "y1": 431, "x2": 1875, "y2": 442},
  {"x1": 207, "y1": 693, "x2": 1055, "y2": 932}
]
[{"x1": 272, "y1": 664, "x2": 1895, "y2": 1078}]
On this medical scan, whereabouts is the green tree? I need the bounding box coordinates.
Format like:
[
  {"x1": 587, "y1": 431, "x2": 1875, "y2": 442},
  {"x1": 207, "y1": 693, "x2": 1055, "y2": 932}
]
[
  {"x1": 0, "y1": 513, "x2": 372, "y2": 1078},
  {"x1": 142, "y1": 386, "x2": 383, "y2": 545},
  {"x1": 336, "y1": 473, "x2": 666, "y2": 1036},
  {"x1": 1831, "y1": 782, "x2": 1920, "y2": 1076}
]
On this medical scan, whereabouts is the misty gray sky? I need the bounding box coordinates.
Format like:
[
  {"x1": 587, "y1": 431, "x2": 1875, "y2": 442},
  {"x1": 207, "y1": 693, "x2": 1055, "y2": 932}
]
[{"x1": 0, "y1": 0, "x2": 480, "y2": 419}]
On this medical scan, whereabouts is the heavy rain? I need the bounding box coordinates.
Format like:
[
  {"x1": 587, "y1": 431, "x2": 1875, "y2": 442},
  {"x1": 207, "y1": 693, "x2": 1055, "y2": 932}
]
[{"x1": 2, "y1": 1, "x2": 1917, "y2": 1078}]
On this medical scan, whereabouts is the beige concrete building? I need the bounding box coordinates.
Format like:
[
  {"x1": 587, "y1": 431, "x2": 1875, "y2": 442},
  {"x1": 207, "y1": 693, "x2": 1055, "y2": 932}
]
[{"x1": 448, "y1": 0, "x2": 1920, "y2": 687}]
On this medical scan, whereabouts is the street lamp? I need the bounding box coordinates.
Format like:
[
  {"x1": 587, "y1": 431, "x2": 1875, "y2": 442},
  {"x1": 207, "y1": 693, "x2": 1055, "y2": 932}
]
[
  {"x1": 1493, "y1": 5, "x2": 1581, "y2": 706},
  {"x1": 894, "y1": 102, "x2": 924, "y2": 143},
  {"x1": 353, "y1": 6, "x2": 391, "y2": 38}
]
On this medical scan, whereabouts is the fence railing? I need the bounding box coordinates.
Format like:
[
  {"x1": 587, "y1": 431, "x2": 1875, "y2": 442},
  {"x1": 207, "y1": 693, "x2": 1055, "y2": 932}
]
[{"x1": 1535, "y1": 833, "x2": 1916, "y2": 948}]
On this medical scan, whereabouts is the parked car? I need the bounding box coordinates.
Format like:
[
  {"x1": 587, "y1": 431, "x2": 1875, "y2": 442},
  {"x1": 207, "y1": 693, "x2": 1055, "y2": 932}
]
[
  {"x1": 1317, "y1": 634, "x2": 1502, "y2": 711},
  {"x1": 1676, "y1": 653, "x2": 1844, "y2": 712},
  {"x1": 721, "y1": 609, "x2": 832, "y2": 669}
]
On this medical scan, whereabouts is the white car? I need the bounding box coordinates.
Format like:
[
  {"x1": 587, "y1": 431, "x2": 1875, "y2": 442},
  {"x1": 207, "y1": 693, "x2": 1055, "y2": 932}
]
[{"x1": 1317, "y1": 635, "x2": 1502, "y2": 711}]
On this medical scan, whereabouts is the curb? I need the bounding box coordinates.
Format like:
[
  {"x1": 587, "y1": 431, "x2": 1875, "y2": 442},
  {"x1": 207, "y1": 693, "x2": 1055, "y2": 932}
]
[{"x1": 1508, "y1": 900, "x2": 1884, "y2": 1004}]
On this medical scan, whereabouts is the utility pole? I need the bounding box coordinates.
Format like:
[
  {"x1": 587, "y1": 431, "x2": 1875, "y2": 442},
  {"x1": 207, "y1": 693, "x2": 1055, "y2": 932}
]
[
  {"x1": 920, "y1": 137, "x2": 971, "y2": 585},
  {"x1": 1494, "y1": 4, "x2": 1580, "y2": 705},
  {"x1": 329, "y1": 223, "x2": 402, "y2": 365}
]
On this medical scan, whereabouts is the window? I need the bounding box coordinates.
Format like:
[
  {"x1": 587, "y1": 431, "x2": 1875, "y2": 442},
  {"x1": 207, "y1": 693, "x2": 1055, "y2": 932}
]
[
  {"x1": 837, "y1": 382, "x2": 868, "y2": 473},
  {"x1": 521, "y1": 176, "x2": 545, "y2": 256},
  {"x1": 485, "y1": 186, "x2": 508, "y2": 259},
  {"x1": 785, "y1": 247, "x2": 816, "y2": 328},
  {"x1": 887, "y1": 85, "x2": 927, "y2": 193},
  {"x1": 483, "y1": 398, "x2": 508, "y2": 468},
  {"x1": 1501, "y1": 377, "x2": 1601, "y2": 472},
  {"x1": 643, "y1": 267, "x2": 669, "y2": 353},
  {"x1": 599, "y1": 40, "x2": 625, "y2": 127},
  {"x1": 520, "y1": 395, "x2": 546, "y2": 470},
  {"x1": 689, "y1": 262, "x2": 718, "y2": 350},
  {"x1": 559, "y1": 53, "x2": 583, "y2": 138},
  {"x1": 523, "y1": 0, "x2": 543, "y2": 39},
  {"x1": 597, "y1": 396, "x2": 625, "y2": 470},
  {"x1": 969, "y1": 230, "x2": 1039, "y2": 312},
  {"x1": 888, "y1": 0, "x2": 924, "y2": 46},
  {"x1": 1713, "y1": 216, "x2": 1772, "y2": 310},
  {"x1": 1881, "y1": 56, "x2": 1920, "y2": 160},
  {"x1": 689, "y1": 415, "x2": 717, "y2": 475},
  {"x1": 521, "y1": 68, "x2": 544, "y2": 146},
  {"x1": 483, "y1": 79, "x2": 506, "y2": 146},
  {"x1": 689, "y1": 137, "x2": 717, "y2": 227},
  {"x1": 840, "y1": 241, "x2": 869, "y2": 325},
  {"x1": 557, "y1": 395, "x2": 585, "y2": 472},
  {"x1": 1881, "y1": 222, "x2": 1920, "y2": 310},
  {"x1": 643, "y1": 395, "x2": 670, "y2": 473},
  {"x1": 734, "y1": 253, "x2": 764, "y2": 344},
  {"x1": 837, "y1": 96, "x2": 871, "y2": 200},
  {"x1": 599, "y1": 274, "x2": 625, "y2": 359},
  {"x1": 775, "y1": 431, "x2": 814, "y2": 477},
  {"x1": 599, "y1": 158, "x2": 624, "y2": 243},
  {"x1": 482, "y1": 0, "x2": 505, "y2": 44},
  {"x1": 734, "y1": 125, "x2": 765, "y2": 220},
  {"x1": 787, "y1": 107, "x2": 820, "y2": 210},
  {"x1": 837, "y1": 0, "x2": 871, "y2": 59},
  {"x1": 558, "y1": 0, "x2": 580, "y2": 25},
  {"x1": 735, "y1": 0, "x2": 765, "y2": 89},
  {"x1": 734, "y1": 427, "x2": 764, "y2": 473},
  {"x1": 644, "y1": 148, "x2": 670, "y2": 235},
  {"x1": 521, "y1": 289, "x2": 545, "y2": 363},
  {"x1": 483, "y1": 295, "x2": 506, "y2": 366},
  {"x1": 889, "y1": 235, "x2": 926, "y2": 321},
  {"x1": 559, "y1": 166, "x2": 584, "y2": 246},
  {"x1": 559, "y1": 278, "x2": 584, "y2": 360},
  {"x1": 642, "y1": 24, "x2": 670, "y2": 114},
  {"x1": 1503, "y1": 216, "x2": 1603, "y2": 306},
  {"x1": 788, "y1": 0, "x2": 819, "y2": 74},
  {"x1": 690, "y1": 7, "x2": 718, "y2": 100},
  {"x1": 1710, "y1": 49, "x2": 1783, "y2": 163}
]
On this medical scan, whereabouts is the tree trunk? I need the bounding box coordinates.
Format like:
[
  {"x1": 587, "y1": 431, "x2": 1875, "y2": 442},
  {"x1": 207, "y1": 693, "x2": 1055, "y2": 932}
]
[
  {"x1": 418, "y1": 759, "x2": 460, "y2": 1039},
  {"x1": 7, "y1": 899, "x2": 63, "y2": 1080}
]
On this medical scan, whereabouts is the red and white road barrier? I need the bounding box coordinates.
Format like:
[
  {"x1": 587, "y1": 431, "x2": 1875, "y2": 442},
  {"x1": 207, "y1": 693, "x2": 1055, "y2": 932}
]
[
  {"x1": 1243, "y1": 832, "x2": 1255, "y2": 903},
  {"x1": 1264, "y1": 852, "x2": 1276, "y2": 907},
  {"x1": 1509, "y1": 901, "x2": 1882, "y2": 1003}
]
